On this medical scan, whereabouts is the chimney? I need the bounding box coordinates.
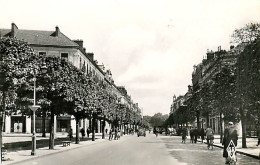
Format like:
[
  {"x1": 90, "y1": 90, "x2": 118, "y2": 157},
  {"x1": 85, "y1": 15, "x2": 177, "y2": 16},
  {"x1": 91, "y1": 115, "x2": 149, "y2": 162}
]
[
  {"x1": 218, "y1": 46, "x2": 221, "y2": 51},
  {"x1": 86, "y1": 53, "x2": 94, "y2": 61},
  {"x1": 73, "y1": 40, "x2": 84, "y2": 48},
  {"x1": 55, "y1": 26, "x2": 59, "y2": 37},
  {"x1": 11, "y1": 23, "x2": 18, "y2": 37}
]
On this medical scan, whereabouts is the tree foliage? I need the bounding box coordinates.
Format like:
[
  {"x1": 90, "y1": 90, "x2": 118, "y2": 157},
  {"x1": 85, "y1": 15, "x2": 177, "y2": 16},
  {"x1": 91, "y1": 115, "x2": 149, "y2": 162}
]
[
  {"x1": 231, "y1": 22, "x2": 260, "y2": 44},
  {"x1": 149, "y1": 113, "x2": 168, "y2": 127},
  {"x1": 236, "y1": 38, "x2": 260, "y2": 124}
]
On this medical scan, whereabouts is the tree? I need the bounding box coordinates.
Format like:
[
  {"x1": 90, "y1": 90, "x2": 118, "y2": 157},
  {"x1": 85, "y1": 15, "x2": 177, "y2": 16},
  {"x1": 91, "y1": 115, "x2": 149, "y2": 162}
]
[
  {"x1": 236, "y1": 38, "x2": 260, "y2": 148},
  {"x1": 149, "y1": 113, "x2": 168, "y2": 128},
  {"x1": 0, "y1": 37, "x2": 38, "y2": 163},
  {"x1": 143, "y1": 115, "x2": 151, "y2": 129},
  {"x1": 230, "y1": 22, "x2": 260, "y2": 148},
  {"x1": 231, "y1": 23, "x2": 260, "y2": 44}
]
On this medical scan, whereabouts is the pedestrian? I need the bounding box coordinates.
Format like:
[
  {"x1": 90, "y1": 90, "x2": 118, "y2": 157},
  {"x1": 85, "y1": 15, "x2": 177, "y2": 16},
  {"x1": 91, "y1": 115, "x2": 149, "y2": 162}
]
[
  {"x1": 105, "y1": 128, "x2": 108, "y2": 135},
  {"x1": 80, "y1": 127, "x2": 85, "y2": 139},
  {"x1": 181, "y1": 128, "x2": 187, "y2": 143},
  {"x1": 117, "y1": 130, "x2": 121, "y2": 140},
  {"x1": 86, "y1": 128, "x2": 90, "y2": 138},
  {"x1": 193, "y1": 127, "x2": 198, "y2": 143},
  {"x1": 109, "y1": 129, "x2": 113, "y2": 140},
  {"x1": 68, "y1": 126, "x2": 73, "y2": 141},
  {"x1": 154, "y1": 128, "x2": 159, "y2": 137},
  {"x1": 114, "y1": 128, "x2": 118, "y2": 140},
  {"x1": 256, "y1": 126, "x2": 260, "y2": 146},
  {"x1": 200, "y1": 128, "x2": 205, "y2": 143},
  {"x1": 190, "y1": 127, "x2": 194, "y2": 143},
  {"x1": 222, "y1": 122, "x2": 238, "y2": 164},
  {"x1": 205, "y1": 126, "x2": 214, "y2": 148}
]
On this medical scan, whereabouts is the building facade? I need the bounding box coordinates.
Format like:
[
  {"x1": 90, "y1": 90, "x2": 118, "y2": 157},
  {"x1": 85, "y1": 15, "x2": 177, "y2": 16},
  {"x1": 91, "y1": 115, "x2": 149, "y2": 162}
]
[{"x1": 0, "y1": 23, "x2": 141, "y2": 135}]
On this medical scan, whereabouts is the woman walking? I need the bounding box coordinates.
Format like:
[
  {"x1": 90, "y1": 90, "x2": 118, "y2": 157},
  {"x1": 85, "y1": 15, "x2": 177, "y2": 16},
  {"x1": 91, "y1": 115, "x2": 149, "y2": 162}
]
[{"x1": 222, "y1": 122, "x2": 238, "y2": 164}]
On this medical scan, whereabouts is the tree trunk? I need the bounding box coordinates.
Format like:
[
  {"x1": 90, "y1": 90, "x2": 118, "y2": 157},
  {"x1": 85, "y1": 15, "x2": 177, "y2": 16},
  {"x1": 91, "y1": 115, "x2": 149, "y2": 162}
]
[
  {"x1": 76, "y1": 118, "x2": 79, "y2": 144},
  {"x1": 238, "y1": 51, "x2": 247, "y2": 148},
  {"x1": 89, "y1": 118, "x2": 92, "y2": 132},
  {"x1": 42, "y1": 111, "x2": 46, "y2": 137},
  {"x1": 241, "y1": 112, "x2": 247, "y2": 148},
  {"x1": 102, "y1": 115, "x2": 106, "y2": 139},
  {"x1": 92, "y1": 113, "x2": 96, "y2": 141},
  {"x1": 0, "y1": 90, "x2": 6, "y2": 165},
  {"x1": 220, "y1": 113, "x2": 223, "y2": 143},
  {"x1": 49, "y1": 109, "x2": 55, "y2": 149},
  {"x1": 196, "y1": 111, "x2": 200, "y2": 129},
  {"x1": 206, "y1": 112, "x2": 210, "y2": 128}
]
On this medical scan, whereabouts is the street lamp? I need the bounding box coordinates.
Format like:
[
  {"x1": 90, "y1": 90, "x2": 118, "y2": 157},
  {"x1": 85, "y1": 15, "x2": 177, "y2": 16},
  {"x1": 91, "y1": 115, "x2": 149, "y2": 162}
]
[{"x1": 29, "y1": 65, "x2": 47, "y2": 156}]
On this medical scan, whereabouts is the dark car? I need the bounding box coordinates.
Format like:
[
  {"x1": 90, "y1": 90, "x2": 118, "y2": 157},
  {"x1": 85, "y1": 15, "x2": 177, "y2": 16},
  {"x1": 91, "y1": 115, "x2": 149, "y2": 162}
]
[{"x1": 137, "y1": 129, "x2": 146, "y2": 137}]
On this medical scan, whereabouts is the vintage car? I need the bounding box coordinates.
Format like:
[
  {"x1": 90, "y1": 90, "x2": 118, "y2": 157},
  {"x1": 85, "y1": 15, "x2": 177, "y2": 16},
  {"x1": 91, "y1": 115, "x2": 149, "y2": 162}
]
[{"x1": 137, "y1": 129, "x2": 146, "y2": 137}]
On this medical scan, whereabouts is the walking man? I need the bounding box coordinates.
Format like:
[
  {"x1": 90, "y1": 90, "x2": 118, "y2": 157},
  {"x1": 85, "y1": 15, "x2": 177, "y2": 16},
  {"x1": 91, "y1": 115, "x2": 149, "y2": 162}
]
[
  {"x1": 200, "y1": 128, "x2": 205, "y2": 143},
  {"x1": 190, "y1": 127, "x2": 194, "y2": 143},
  {"x1": 193, "y1": 127, "x2": 198, "y2": 143}
]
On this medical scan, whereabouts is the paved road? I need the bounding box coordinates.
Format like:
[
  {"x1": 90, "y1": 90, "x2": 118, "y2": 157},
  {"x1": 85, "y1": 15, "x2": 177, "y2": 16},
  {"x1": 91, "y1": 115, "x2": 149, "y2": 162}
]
[
  {"x1": 11, "y1": 133, "x2": 259, "y2": 165},
  {"x1": 161, "y1": 135, "x2": 260, "y2": 165}
]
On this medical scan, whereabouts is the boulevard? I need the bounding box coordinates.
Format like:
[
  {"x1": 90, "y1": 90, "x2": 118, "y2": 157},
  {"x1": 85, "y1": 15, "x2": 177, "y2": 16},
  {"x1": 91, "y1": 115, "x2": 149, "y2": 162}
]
[
  {"x1": 9, "y1": 133, "x2": 259, "y2": 165},
  {"x1": 0, "y1": 2, "x2": 260, "y2": 165}
]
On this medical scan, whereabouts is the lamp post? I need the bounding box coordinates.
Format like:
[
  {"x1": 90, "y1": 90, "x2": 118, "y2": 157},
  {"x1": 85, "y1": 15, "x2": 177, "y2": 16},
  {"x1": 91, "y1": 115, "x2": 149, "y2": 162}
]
[
  {"x1": 29, "y1": 77, "x2": 41, "y2": 156},
  {"x1": 29, "y1": 65, "x2": 47, "y2": 155}
]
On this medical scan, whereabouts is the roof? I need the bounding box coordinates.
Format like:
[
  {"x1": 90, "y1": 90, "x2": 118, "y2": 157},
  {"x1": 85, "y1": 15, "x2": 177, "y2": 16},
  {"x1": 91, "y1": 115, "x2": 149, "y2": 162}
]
[{"x1": 0, "y1": 28, "x2": 79, "y2": 47}]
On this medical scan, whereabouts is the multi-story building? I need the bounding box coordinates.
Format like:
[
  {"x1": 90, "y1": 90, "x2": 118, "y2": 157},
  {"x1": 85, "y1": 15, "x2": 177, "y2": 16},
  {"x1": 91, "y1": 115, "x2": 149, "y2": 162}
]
[
  {"x1": 191, "y1": 46, "x2": 244, "y2": 134},
  {"x1": 0, "y1": 23, "x2": 140, "y2": 135}
]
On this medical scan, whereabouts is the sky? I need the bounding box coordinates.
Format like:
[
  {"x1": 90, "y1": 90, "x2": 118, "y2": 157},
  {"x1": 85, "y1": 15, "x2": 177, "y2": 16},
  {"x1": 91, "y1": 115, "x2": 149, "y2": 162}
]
[{"x1": 1, "y1": 0, "x2": 260, "y2": 116}]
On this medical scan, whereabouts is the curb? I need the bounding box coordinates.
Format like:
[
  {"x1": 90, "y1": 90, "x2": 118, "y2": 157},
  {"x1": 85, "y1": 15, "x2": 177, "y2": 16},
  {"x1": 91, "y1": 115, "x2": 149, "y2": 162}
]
[
  {"x1": 199, "y1": 140, "x2": 260, "y2": 160},
  {"x1": 5, "y1": 139, "x2": 108, "y2": 165}
]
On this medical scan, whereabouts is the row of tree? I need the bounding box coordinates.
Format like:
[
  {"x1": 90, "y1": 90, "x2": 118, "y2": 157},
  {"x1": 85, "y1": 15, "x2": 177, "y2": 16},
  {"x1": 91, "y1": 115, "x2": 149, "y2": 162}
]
[
  {"x1": 166, "y1": 23, "x2": 260, "y2": 148},
  {"x1": 0, "y1": 37, "x2": 142, "y2": 149}
]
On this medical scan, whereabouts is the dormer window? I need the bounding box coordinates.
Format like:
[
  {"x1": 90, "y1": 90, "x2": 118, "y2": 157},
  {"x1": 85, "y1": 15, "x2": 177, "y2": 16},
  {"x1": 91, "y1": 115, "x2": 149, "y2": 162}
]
[
  {"x1": 61, "y1": 53, "x2": 68, "y2": 61},
  {"x1": 39, "y1": 52, "x2": 46, "y2": 56}
]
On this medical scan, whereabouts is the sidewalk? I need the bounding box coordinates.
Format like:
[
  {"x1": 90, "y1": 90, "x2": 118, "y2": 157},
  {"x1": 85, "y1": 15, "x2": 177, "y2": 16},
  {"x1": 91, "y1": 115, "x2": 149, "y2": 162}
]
[
  {"x1": 1, "y1": 133, "x2": 108, "y2": 165},
  {"x1": 195, "y1": 135, "x2": 260, "y2": 159}
]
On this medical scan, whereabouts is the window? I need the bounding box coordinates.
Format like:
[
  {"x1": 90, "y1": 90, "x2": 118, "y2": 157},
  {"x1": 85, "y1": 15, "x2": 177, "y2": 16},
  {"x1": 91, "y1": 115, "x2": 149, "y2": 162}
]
[
  {"x1": 39, "y1": 52, "x2": 46, "y2": 56},
  {"x1": 61, "y1": 53, "x2": 68, "y2": 61}
]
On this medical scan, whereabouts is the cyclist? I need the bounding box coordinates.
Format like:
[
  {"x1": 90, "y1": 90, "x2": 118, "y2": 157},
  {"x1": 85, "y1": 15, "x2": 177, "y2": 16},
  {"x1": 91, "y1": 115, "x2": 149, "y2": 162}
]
[{"x1": 205, "y1": 126, "x2": 214, "y2": 149}]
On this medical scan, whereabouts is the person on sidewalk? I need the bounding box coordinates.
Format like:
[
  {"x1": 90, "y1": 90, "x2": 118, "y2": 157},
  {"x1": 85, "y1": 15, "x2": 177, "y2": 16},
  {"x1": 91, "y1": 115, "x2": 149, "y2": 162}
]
[
  {"x1": 205, "y1": 126, "x2": 214, "y2": 148},
  {"x1": 80, "y1": 128, "x2": 85, "y2": 139},
  {"x1": 193, "y1": 127, "x2": 198, "y2": 143},
  {"x1": 181, "y1": 128, "x2": 187, "y2": 143},
  {"x1": 200, "y1": 128, "x2": 205, "y2": 143},
  {"x1": 190, "y1": 127, "x2": 194, "y2": 143},
  {"x1": 256, "y1": 126, "x2": 260, "y2": 146},
  {"x1": 109, "y1": 129, "x2": 113, "y2": 140},
  {"x1": 86, "y1": 128, "x2": 90, "y2": 138},
  {"x1": 114, "y1": 128, "x2": 118, "y2": 140},
  {"x1": 222, "y1": 122, "x2": 238, "y2": 164},
  {"x1": 68, "y1": 126, "x2": 73, "y2": 141}
]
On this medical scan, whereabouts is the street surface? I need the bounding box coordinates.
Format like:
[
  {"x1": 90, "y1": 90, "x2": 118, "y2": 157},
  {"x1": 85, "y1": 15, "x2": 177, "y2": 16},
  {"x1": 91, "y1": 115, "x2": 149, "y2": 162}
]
[{"x1": 11, "y1": 133, "x2": 259, "y2": 165}]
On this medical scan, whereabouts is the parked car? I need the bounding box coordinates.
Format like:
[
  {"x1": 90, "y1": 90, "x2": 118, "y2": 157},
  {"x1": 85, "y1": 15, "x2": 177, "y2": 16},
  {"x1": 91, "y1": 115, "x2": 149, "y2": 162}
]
[{"x1": 137, "y1": 129, "x2": 146, "y2": 137}]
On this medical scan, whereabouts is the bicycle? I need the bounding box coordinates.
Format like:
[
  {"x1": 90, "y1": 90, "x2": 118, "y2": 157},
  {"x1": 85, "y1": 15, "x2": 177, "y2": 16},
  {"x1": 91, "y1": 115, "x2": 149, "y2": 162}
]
[{"x1": 207, "y1": 135, "x2": 214, "y2": 150}]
